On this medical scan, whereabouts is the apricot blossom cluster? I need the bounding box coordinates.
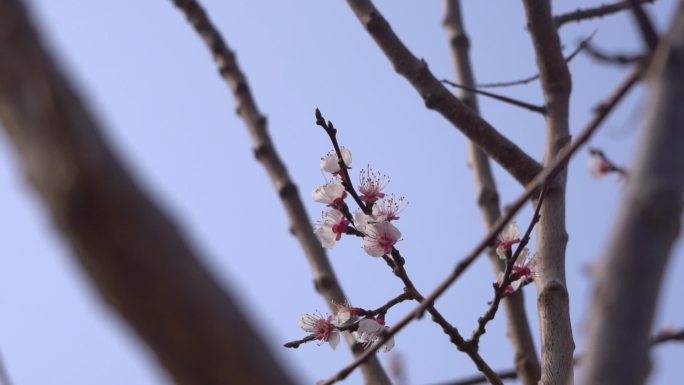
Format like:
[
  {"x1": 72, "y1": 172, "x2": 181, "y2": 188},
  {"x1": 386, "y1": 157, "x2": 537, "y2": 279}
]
[{"x1": 493, "y1": 222, "x2": 537, "y2": 294}]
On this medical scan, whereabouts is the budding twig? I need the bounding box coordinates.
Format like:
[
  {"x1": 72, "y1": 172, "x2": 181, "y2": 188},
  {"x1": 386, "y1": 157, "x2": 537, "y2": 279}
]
[{"x1": 467, "y1": 187, "x2": 547, "y2": 348}]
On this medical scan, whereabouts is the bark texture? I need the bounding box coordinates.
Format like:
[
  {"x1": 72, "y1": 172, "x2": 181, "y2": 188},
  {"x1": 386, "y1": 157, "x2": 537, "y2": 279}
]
[
  {"x1": 442, "y1": 2, "x2": 541, "y2": 384},
  {"x1": 581, "y1": 4, "x2": 684, "y2": 385},
  {"x1": 0, "y1": 1, "x2": 295, "y2": 384},
  {"x1": 521, "y1": 1, "x2": 575, "y2": 384}
]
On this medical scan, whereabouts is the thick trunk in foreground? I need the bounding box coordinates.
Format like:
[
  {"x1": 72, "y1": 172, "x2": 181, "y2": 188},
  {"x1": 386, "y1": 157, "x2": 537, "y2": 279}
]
[
  {"x1": 0, "y1": 1, "x2": 295, "y2": 384},
  {"x1": 581, "y1": 4, "x2": 684, "y2": 385}
]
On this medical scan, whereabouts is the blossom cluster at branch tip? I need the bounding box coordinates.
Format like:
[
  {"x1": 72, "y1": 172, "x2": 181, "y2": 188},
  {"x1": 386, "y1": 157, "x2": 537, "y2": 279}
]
[
  {"x1": 313, "y1": 147, "x2": 405, "y2": 257},
  {"x1": 496, "y1": 222, "x2": 521, "y2": 259},
  {"x1": 494, "y1": 248, "x2": 537, "y2": 294},
  {"x1": 299, "y1": 312, "x2": 339, "y2": 349},
  {"x1": 320, "y1": 147, "x2": 352, "y2": 175}
]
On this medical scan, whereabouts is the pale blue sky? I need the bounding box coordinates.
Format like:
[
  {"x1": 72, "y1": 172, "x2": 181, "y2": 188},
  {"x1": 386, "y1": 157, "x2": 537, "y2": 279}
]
[{"x1": 1, "y1": 1, "x2": 682, "y2": 384}]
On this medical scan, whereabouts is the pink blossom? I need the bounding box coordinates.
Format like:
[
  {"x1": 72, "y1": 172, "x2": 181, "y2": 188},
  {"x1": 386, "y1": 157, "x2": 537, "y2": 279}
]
[
  {"x1": 314, "y1": 209, "x2": 350, "y2": 248},
  {"x1": 494, "y1": 248, "x2": 536, "y2": 293},
  {"x1": 372, "y1": 195, "x2": 406, "y2": 222},
  {"x1": 496, "y1": 222, "x2": 521, "y2": 260},
  {"x1": 313, "y1": 180, "x2": 347, "y2": 210},
  {"x1": 299, "y1": 312, "x2": 340, "y2": 350},
  {"x1": 352, "y1": 317, "x2": 394, "y2": 352},
  {"x1": 362, "y1": 221, "x2": 401, "y2": 257},
  {"x1": 358, "y1": 167, "x2": 389, "y2": 204},
  {"x1": 588, "y1": 152, "x2": 613, "y2": 179}
]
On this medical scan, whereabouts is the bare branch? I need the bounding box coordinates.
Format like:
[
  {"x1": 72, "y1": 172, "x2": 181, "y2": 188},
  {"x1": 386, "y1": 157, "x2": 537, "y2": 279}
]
[
  {"x1": 318, "y1": 67, "x2": 642, "y2": 385},
  {"x1": 344, "y1": 0, "x2": 543, "y2": 187},
  {"x1": 0, "y1": 1, "x2": 296, "y2": 384},
  {"x1": 521, "y1": 1, "x2": 576, "y2": 383},
  {"x1": 584, "y1": 42, "x2": 646, "y2": 65},
  {"x1": 434, "y1": 327, "x2": 684, "y2": 385},
  {"x1": 441, "y1": 79, "x2": 546, "y2": 114},
  {"x1": 442, "y1": 1, "x2": 541, "y2": 383},
  {"x1": 627, "y1": 0, "x2": 660, "y2": 51},
  {"x1": 167, "y1": 1, "x2": 392, "y2": 383},
  {"x1": 581, "y1": 5, "x2": 684, "y2": 385},
  {"x1": 476, "y1": 32, "x2": 593, "y2": 89},
  {"x1": 553, "y1": 0, "x2": 655, "y2": 28}
]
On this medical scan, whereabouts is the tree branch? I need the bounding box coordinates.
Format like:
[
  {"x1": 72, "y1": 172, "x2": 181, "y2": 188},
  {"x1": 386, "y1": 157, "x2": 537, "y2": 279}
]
[
  {"x1": 627, "y1": 0, "x2": 660, "y2": 51},
  {"x1": 317, "y1": 63, "x2": 641, "y2": 385},
  {"x1": 521, "y1": 1, "x2": 576, "y2": 383},
  {"x1": 581, "y1": 4, "x2": 684, "y2": 384},
  {"x1": 441, "y1": 79, "x2": 546, "y2": 114},
  {"x1": 167, "y1": 1, "x2": 392, "y2": 383},
  {"x1": 344, "y1": 0, "x2": 543, "y2": 187},
  {"x1": 442, "y1": 2, "x2": 541, "y2": 384},
  {"x1": 0, "y1": 1, "x2": 295, "y2": 384},
  {"x1": 553, "y1": 0, "x2": 655, "y2": 28}
]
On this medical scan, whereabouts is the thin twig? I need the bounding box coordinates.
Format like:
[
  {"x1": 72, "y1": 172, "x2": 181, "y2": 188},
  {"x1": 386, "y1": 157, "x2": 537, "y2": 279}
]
[
  {"x1": 627, "y1": 0, "x2": 660, "y2": 51},
  {"x1": 441, "y1": 80, "x2": 546, "y2": 114},
  {"x1": 467, "y1": 187, "x2": 547, "y2": 347},
  {"x1": 318, "y1": 64, "x2": 642, "y2": 385},
  {"x1": 584, "y1": 42, "x2": 646, "y2": 65},
  {"x1": 553, "y1": 0, "x2": 655, "y2": 28},
  {"x1": 476, "y1": 31, "x2": 594, "y2": 89}
]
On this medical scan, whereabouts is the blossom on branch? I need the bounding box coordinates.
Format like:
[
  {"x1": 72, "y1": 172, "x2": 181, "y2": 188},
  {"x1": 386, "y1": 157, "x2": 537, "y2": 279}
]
[
  {"x1": 372, "y1": 195, "x2": 406, "y2": 222},
  {"x1": 588, "y1": 151, "x2": 613, "y2": 178},
  {"x1": 352, "y1": 317, "x2": 395, "y2": 352},
  {"x1": 313, "y1": 180, "x2": 347, "y2": 210},
  {"x1": 359, "y1": 167, "x2": 389, "y2": 204},
  {"x1": 320, "y1": 147, "x2": 352, "y2": 175},
  {"x1": 494, "y1": 248, "x2": 537, "y2": 294},
  {"x1": 496, "y1": 222, "x2": 521, "y2": 259},
  {"x1": 362, "y1": 220, "x2": 401, "y2": 257},
  {"x1": 299, "y1": 312, "x2": 340, "y2": 350},
  {"x1": 314, "y1": 209, "x2": 350, "y2": 248}
]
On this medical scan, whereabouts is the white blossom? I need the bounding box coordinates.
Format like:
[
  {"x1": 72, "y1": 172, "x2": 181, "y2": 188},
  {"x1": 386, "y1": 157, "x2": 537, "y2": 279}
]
[
  {"x1": 372, "y1": 195, "x2": 406, "y2": 222},
  {"x1": 588, "y1": 152, "x2": 612, "y2": 179},
  {"x1": 320, "y1": 147, "x2": 352, "y2": 175},
  {"x1": 299, "y1": 312, "x2": 340, "y2": 350},
  {"x1": 314, "y1": 209, "x2": 350, "y2": 248},
  {"x1": 313, "y1": 180, "x2": 347, "y2": 209},
  {"x1": 352, "y1": 318, "x2": 394, "y2": 352},
  {"x1": 362, "y1": 221, "x2": 401, "y2": 257},
  {"x1": 496, "y1": 222, "x2": 521, "y2": 259},
  {"x1": 359, "y1": 167, "x2": 389, "y2": 204}
]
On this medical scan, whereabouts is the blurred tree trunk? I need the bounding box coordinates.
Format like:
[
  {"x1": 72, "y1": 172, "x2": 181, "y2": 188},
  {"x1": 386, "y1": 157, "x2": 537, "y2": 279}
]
[{"x1": 0, "y1": 1, "x2": 296, "y2": 384}]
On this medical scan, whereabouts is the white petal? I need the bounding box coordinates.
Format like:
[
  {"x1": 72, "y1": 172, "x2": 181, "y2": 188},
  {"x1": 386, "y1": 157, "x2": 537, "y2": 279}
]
[
  {"x1": 328, "y1": 331, "x2": 340, "y2": 350},
  {"x1": 501, "y1": 222, "x2": 520, "y2": 241},
  {"x1": 380, "y1": 333, "x2": 395, "y2": 352},
  {"x1": 299, "y1": 314, "x2": 318, "y2": 333},
  {"x1": 340, "y1": 147, "x2": 352, "y2": 167},
  {"x1": 314, "y1": 226, "x2": 337, "y2": 249},
  {"x1": 336, "y1": 308, "x2": 351, "y2": 325},
  {"x1": 496, "y1": 246, "x2": 507, "y2": 260}
]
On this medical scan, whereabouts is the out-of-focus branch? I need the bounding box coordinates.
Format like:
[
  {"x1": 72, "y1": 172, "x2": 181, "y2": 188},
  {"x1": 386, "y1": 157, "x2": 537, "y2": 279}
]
[
  {"x1": 430, "y1": 327, "x2": 684, "y2": 385},
  {"x1": 442, "y1": 1, "x2": 541, "y2": 384},
  {"x1": 522, "y1": 1, "x2": 575, "y2": 384},
  {"x1": 0, "y1": 354, "x2": 12, "y2": 385},
  {"x1": 553, "y1": 0, "x2": 655, "y2": 28},
  {"x1": 584, "y1": 42, "x2": 646, "y2": 65},
  {"x1": 167, "y1": 1, "x2": 392, "y2": 383},
  {"x1": 440, "y1": 79, "x2": 546, "y2": 114},
  {"x1": 627, "y1": 0, "x2": 660, "y2": 51},
  {"x1": 344, "y1": 0, "x2": 543, "y2": 187},
  {"x1": 318, "y1": 64, "x2": 642, "y2": 385},
  {"x1": 581, "y1": 4, "x2": 684, "y2": 385},
  {"x1": 476, "y1": 32, "x2": 592, "y2": 89},
  {"x1": 0, "y1": 1, "x2": 295, "y2": 384}
]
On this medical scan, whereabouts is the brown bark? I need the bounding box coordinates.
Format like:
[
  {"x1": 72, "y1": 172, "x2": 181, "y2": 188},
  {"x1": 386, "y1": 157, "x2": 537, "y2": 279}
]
[
  {"x1": 442, "y1": 2, "x2": 541, "y2": 384},
  {"x1": 580, "y1": 3, "x2": 684, "y2": 385},
  {"x1": 0, "y1": 1, "x2": 295, "y2": 384},
  {"x1": 521, "y1": 1, "x2": 575, "y2": 384}
]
